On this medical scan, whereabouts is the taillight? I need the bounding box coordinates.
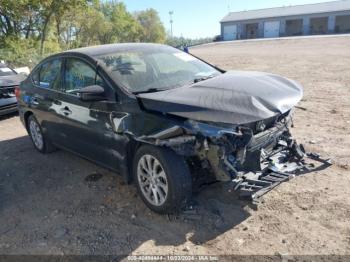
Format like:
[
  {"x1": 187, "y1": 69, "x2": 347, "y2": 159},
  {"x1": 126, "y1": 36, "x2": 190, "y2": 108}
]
[{"x1": 14, "y1": 86, "x2": 20, "y2": 99}]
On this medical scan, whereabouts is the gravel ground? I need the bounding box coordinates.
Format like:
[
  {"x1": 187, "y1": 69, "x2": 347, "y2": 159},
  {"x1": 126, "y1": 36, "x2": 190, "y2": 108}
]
[{"x1": 0, "y1": 35, "x2": 349, "y2": 257}]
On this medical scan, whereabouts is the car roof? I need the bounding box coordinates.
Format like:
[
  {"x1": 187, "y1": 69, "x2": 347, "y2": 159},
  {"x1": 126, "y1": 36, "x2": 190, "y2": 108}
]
[{"x1": 64, "y1": 43, "x2": 170, "y2": 57}]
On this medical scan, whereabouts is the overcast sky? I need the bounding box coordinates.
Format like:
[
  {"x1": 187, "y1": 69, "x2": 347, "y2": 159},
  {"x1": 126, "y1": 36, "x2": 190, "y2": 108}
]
[{"x1": 121, "y1": 0, "x2": 334, "y2": 38}]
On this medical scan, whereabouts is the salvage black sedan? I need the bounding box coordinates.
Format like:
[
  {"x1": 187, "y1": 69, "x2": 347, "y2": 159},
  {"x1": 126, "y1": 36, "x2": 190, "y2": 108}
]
[
  {"x1": 0, "y1": 63, "x2": 25, "y2": 116},
  {"x1": 18, "y1": 43, "x2": 310, "y2": 213}
]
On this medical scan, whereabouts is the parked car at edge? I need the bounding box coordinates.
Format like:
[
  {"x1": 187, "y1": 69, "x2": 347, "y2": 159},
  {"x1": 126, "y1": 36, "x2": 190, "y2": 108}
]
[
  {"x1": 17, "y1": 43, "x2": 305, "y2": 213},
  {"x1": 0, "y1": 63, "x2": 25, "y2": 116}
]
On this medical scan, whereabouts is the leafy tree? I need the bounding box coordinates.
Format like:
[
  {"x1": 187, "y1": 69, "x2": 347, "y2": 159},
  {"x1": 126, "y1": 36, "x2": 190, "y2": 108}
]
[
  {"x1": 135, "y1": 8, "x2": 166, "y2": 43},
  {"x1": 0, "y1": 36, "x2": 41, "y2": 67},
  {"x1": 0, "y1": 0, "x2": 211, "y2": 68},
  {"x1": 38, "y1": 0, "x2": 87, "y2": 54},
  {"x1": 78, "y1": 6, "x2": 114, "y2": 45},
  {"x1": 61, "y1": 2, "x2": 143, "y2": 47},
  {"x1": 0, "y1": 0, "x2": 41, "y2": 37},
  {"x1": 0, "y1": 0, "x2": 88, "y2": 54},
  {"x1": 109, "y1": 2, "x2": 142, "y2": 43},
  {"x1": 98, "y1": 2, "x2": 142, "y2": 43}
]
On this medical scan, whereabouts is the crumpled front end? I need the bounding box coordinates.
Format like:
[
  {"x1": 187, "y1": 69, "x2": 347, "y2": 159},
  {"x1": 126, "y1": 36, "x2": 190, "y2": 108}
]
[{"x1": 128, "y1": 109, "x2": 331, "y2": 202}]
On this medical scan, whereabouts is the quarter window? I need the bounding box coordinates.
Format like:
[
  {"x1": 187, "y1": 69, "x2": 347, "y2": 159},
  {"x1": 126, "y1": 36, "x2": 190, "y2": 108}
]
[{"x1": 31, "y1": 68, "x2": 40, "y2": 86}]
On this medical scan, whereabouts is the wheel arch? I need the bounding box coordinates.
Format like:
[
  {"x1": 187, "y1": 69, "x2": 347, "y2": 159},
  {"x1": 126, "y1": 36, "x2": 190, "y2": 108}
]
[
  {"x1": 124, "y1": 138, "x2": 142, "y2": 184},
  {"x1": 23, "y1": 110, "x2": 34, "y2": 131},
  {"x1": 131, "y1": 143, "x2": 193, "y2": 213}
]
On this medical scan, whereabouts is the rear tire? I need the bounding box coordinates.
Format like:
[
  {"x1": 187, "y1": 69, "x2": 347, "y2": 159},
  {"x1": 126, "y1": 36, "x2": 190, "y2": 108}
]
[
  {"x1": 133, "y1": 145, "x2": 192, "y2": 214},
  {"x1": 27, "y1": 115, "x2": 56, "y2": 153}
]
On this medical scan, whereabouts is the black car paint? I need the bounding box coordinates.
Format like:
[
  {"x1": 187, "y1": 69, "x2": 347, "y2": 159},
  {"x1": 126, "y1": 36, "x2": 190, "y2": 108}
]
[
  {"x1": 18, "y1": 44, "x2": 303, "y2": 184},
  {"x1": 137, "y1": 71, "x2": 303, "y2": 125},
  {"x1": 18, "y1": 51, "x2": 180, "y2": 181}
]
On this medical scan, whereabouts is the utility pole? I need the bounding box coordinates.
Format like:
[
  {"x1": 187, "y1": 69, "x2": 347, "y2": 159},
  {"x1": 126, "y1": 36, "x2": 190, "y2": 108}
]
[{"x1": 169, "y1": 11, "x2": 174, "y2": 37}]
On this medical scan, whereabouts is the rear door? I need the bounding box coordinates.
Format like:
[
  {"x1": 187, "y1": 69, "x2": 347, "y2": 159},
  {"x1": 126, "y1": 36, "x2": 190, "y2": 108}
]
[
  {"x1": 25, "y1": 58, "x2": 64, "y2": 142},
  {"x1": 57, "y1": 57, "x2": 120, "y2": 170}
]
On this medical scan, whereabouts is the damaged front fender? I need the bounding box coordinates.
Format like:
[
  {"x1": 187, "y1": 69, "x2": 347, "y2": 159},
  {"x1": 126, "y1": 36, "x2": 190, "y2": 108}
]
[{"x1": 109, "y1": 108, "x2": 331, "y2": 202}]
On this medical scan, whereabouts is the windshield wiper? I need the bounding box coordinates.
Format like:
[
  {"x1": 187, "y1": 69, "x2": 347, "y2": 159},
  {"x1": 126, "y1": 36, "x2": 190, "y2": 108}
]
[
  {"x1": 134, "y1": 75, "x2": 217, "y2": 94},
  {"x1": 192, "y1": 74, "x2": 216, "y2": 84},
  {"x1": 133, "y1": 88, "x2": 167, "y2": 95}
]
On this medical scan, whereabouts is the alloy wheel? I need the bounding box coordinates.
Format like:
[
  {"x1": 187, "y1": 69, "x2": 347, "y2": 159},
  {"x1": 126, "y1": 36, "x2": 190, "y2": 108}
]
[
  {"x1": 137, "y1": 154, "x2": 168, "y2": 206},
  {"x1": 29, "y1": 119, "x2": 44, "y2": 150}
]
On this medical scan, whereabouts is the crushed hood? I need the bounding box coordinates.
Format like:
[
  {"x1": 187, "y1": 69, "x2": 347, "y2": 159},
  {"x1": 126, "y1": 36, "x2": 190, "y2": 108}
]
[
  {"x1": 137, "y1": 71, "x2": 303, "y2": 125},
  {"x1": 0, "y1": 74, "x2": 25, "y2": 87}
]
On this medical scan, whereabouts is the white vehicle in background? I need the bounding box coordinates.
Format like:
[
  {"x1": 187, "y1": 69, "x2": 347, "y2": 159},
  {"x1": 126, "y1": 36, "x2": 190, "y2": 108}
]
[{"x1": 13, "y1": 66, "x2": 30, "y2": 76}]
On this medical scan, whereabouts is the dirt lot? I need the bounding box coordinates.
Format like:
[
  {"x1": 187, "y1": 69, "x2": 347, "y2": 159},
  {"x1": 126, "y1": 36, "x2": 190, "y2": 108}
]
[{"x1": 0, "y1": 35, "x2": 349, "y2": 257}]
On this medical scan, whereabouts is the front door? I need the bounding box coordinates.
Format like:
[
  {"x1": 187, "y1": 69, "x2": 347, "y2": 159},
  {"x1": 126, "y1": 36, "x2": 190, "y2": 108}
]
[{"x1": 56, "y1": 57, "x2": 120, "y2": 170}]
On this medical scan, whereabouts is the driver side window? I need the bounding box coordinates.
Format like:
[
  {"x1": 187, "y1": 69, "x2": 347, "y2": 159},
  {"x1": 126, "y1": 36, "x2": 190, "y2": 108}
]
[{"x1": 64, "y1": 58, "x2": 99, "y2": 95}]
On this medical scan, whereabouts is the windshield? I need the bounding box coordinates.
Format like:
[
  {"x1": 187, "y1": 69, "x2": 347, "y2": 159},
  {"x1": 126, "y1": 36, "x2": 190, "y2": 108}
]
[
  {"x1": 0, "y1": 66, "x2": 16, "y2": 77},
  {"x1": 94, "y1": 45, "x2": 221, "y2": 93}
]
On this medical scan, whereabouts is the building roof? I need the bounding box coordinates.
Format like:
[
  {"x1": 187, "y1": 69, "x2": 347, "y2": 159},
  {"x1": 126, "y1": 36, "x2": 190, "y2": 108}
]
[{"x1": 221, "y1": 0, "x2": 350, "y2": 23}]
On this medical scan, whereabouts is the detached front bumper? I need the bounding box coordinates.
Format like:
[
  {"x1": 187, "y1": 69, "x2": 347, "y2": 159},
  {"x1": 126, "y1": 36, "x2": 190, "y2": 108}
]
[
  {"x1": 230, "y1": 143, "x2": 332, "y2": 202},
  {"x1": 197, "y1": 114, "x2": 332, "y2": 202}
]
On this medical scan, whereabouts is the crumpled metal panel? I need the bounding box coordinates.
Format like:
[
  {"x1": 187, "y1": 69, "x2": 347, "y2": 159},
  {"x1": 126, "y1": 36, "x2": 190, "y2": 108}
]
[{"x1": 137, "y1": 71, "x2": 303, "y2": 125}]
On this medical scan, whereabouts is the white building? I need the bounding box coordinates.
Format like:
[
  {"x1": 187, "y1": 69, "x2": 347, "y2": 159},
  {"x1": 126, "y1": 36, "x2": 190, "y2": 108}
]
[{"x1": 221, "y1": 0, "x2": 350, "y2": 40}]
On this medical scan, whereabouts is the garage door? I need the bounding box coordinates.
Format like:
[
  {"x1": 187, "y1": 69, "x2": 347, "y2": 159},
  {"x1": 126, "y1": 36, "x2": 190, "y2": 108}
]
[
  {"x1": 223, "y1": 25, "x2": 237, "y2": 41},
  {"x1": 264, "y1": 21, "x2": 280, "y2": 38}
]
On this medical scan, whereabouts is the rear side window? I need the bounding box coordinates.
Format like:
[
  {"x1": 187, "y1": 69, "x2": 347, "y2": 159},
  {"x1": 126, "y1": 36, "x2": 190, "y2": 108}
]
[
  {"x1": 32, "y1": 69, "x2": 40, "y2": 85},
  {"x1": 32, "y1": 58, "x2": 62, "y2": 90}
]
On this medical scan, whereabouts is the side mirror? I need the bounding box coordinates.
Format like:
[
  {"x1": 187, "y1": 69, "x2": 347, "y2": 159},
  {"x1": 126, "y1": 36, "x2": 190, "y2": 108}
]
[{"x1": 77, "y1": 85, "x2": 106, "y2": 101}]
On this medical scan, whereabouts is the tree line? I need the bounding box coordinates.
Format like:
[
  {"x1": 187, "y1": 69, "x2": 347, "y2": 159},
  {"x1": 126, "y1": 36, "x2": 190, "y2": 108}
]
[{"x1": 0, "y1": 0, "x2": 169, "y2": 67}]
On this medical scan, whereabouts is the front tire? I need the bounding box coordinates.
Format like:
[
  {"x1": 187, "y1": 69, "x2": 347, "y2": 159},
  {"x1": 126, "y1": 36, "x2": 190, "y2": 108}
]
[
  {"x1": 27, "y1": 115, "x2": 56, "y2": 153},
  {"x1": 133, "y1": 145, "x2": 192, "y2": 214}
]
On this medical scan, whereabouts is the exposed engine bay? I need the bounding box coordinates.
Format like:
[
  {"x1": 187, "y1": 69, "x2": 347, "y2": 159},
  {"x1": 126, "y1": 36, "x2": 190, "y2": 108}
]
[{"x1": 123, "y1": 109, "x2": 331, "y2": 202}]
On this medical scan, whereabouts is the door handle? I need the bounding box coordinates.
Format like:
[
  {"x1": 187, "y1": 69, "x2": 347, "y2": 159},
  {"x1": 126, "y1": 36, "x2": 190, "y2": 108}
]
[
  {"x1": 53, "y1": 99, "x2": 61, "y2": 105},
  {"x1": 60, "y1": 106, "x2": 72, "y2": 116},
  {"x1": 31, "y1": 98, "x2": 39, "y2": 105},
  {"x1": 43, "y1": 95, "x2": 61, "y2": 105}
]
